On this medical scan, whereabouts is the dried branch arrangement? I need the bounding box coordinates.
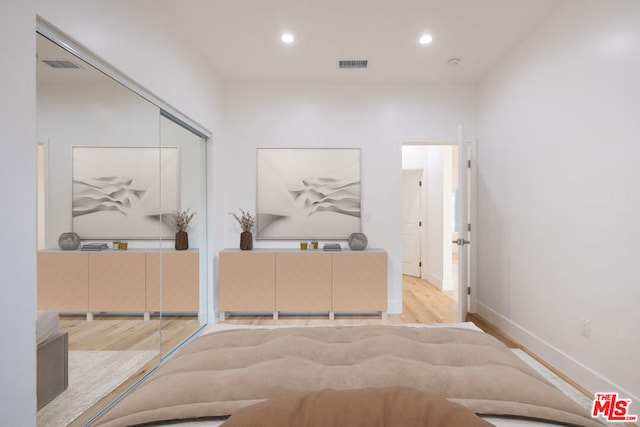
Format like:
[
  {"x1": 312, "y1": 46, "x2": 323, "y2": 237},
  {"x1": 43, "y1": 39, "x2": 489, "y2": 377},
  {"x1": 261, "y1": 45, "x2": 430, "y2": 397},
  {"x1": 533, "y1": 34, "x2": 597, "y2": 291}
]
[
  {"x1": 230, "y1": 209, "x2": 255, "y2": 232},
  {"x1": 174, "y1": 209, "x2": 196, "y2": 232}
]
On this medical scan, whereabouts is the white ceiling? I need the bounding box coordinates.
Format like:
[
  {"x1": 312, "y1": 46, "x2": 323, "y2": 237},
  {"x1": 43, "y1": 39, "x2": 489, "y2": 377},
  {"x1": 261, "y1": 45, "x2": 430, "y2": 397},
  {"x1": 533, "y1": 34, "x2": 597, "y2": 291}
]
[
  {"x1": 37, "y1": 0, "x2": 563, "y2": 84},
  {"x1": 147, "y1": 0, "x2": 562, "y2": 83}
]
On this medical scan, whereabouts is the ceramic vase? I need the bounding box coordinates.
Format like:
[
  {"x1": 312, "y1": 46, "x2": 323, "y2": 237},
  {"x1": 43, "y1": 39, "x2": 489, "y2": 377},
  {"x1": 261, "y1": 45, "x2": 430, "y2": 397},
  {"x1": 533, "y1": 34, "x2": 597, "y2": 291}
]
[
  {"x1": 175, "y1": 231, "x2": 189, "y2": 250},
  {"x1": 348, "y1": 232, "x2": 368, "y2": 250},
  {"x1": 58, "y1": 232, "x2": 81, "y2": 250},
  {"x1": 240, "y1": 231, "x2": 253, "y2": 250}
]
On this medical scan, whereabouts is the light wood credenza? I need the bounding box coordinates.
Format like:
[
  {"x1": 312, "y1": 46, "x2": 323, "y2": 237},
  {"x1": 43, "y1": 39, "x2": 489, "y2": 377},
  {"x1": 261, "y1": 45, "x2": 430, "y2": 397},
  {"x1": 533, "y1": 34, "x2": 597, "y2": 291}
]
[
  {"x1": 37, "y1": 249, "x2": 199, "y2": 320},
  {"x1": 219, "y1": 248, "x2": 387, "y2": 320}
]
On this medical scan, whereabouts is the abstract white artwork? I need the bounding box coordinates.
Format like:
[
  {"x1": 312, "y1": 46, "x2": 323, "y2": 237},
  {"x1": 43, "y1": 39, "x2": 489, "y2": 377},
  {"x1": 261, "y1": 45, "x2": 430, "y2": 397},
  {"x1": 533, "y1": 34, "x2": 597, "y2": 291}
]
[
  {"x1": 257, "y1": 148, "x2": 361, "y2": 239},
  {"x1": 72, "y1": 146, "x2": 179, "y2": 239}
]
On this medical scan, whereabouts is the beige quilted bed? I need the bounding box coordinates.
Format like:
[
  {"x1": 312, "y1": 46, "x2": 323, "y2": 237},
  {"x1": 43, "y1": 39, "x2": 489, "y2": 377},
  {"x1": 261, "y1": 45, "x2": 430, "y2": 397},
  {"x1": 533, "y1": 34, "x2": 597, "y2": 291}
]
[{"x1": 95, "y1": 325, "x2": 602, "y2": 427}]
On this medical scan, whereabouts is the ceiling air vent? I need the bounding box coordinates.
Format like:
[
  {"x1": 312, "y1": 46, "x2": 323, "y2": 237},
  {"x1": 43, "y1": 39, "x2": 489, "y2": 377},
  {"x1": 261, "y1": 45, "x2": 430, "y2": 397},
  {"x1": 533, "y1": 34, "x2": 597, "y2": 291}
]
[
  {"x1": 338, "y1": 59, "x2": 368, "y2": 69},
  {"x1": 41, "y1": 59, "x2": 81, "y2": 69}
]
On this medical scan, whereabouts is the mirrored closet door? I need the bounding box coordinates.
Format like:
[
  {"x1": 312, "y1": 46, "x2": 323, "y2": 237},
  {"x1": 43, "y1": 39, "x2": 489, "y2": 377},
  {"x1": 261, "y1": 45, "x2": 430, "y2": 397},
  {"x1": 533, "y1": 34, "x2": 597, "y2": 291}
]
[
  {"x1": 156, "y1": 114, "x2": 207, "y2": 357},
  {"x1": 35, "y1": 26, "x2": 208, "y2": 426}
]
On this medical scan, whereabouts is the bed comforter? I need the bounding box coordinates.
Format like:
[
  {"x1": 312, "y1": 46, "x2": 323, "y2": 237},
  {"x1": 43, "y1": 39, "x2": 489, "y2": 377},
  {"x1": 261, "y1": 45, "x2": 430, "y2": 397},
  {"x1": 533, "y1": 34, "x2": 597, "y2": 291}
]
[{"x1": 95, "y1": 325, "x2": 602, "y2": 427}]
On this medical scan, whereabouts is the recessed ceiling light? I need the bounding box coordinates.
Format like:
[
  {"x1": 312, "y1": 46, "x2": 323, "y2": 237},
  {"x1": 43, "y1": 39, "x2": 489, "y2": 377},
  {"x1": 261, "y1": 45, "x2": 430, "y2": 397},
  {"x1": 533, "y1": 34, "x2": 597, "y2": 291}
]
[
  {"x1": 281, "y1": 33, "x2": 294, "y2": 44},
  {"x1": 419, "y1": 34, "x2": 433, "y2": 45}
]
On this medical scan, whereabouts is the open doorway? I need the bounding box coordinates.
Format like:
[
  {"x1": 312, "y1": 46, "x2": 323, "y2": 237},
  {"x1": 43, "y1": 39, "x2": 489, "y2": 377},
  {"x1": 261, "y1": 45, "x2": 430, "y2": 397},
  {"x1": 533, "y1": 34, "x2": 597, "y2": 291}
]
[{"x1": 402, "y1": 143, "x2": 459, "y2": 312}]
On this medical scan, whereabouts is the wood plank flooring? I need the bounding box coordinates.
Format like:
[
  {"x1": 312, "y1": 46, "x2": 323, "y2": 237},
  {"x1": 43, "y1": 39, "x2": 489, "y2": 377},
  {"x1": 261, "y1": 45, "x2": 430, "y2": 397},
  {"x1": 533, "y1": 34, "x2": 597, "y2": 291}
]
[
  {"x1": 59, "y1": 315, "x2": 200, "y2": 354},
  {"x1": 396, "y1": 274, "x2": 457, "y2": 323}
]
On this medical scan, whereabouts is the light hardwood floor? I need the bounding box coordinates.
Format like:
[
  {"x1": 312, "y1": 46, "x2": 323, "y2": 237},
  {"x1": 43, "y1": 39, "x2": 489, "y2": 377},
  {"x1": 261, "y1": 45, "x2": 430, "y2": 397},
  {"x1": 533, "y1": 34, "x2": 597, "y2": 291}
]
[{"x1": 60, "y1": 315, "x2": 200, "y2": 353}]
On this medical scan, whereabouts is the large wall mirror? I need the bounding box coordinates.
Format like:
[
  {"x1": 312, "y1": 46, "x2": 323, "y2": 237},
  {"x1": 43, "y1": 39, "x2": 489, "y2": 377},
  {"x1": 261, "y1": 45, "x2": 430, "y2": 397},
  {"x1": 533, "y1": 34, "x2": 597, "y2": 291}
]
[{"x1": 35, "y1": 26, "x2": 209, "y2": 426}]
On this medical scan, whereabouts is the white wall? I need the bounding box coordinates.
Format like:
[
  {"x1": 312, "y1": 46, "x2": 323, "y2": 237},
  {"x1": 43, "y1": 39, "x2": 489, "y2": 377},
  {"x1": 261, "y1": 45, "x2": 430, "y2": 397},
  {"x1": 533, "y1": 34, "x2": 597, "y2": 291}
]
[
  {"x1": 402, "y1": 146, "x2": 429, "y2": 171},
  {"x1": 221, "y1": 83, "x2": 476, "y2": 313},
  {"x1": 0, "y1": 1, "x2": 37, "y2": 425},
  {"x1": 478, "y1": 0, "x2": 640, "y2": 405}
]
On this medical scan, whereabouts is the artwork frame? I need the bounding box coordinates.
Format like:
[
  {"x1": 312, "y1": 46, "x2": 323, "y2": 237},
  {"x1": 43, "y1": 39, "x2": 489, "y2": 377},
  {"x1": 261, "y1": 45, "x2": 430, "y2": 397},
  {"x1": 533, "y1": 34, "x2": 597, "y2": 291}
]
[
  {"x1": 72, "y1": 146, "x2": 180, "y2": 239},
  {"x1": 256, "y1": 148, "x2": 361, "y2": 240}
]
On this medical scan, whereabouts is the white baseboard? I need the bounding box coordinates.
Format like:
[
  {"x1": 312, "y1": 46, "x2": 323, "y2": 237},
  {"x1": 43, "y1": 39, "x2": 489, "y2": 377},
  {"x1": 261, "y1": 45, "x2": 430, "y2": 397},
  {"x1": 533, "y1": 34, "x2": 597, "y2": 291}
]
[
  {"x1": 387, "y1": 298, "x2": 401, "y2": 314},
  {"x1": 422, "y1": 271, "x2": 443, "y2": 290},
  {"x1": 477, "y1": 302, "x2": 639, "y2": 404}
]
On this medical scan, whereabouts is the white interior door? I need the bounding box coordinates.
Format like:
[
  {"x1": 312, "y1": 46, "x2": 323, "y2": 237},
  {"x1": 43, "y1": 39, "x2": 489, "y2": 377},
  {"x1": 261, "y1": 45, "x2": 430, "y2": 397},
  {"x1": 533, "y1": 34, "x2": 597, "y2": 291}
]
[
  {"x1": 455, "y1": 126, "x2": 470, "y2": 322},
  {"x1": 402, "y1": 169, "x2": 422, "y2": 277}
]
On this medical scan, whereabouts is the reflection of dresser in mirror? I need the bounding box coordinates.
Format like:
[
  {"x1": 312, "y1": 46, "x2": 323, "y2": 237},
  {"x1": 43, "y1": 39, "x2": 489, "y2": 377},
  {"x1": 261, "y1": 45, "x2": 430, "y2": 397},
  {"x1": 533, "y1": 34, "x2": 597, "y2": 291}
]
[{"x1": 37, "y1": 249, "x2": 199, "y2": 320}]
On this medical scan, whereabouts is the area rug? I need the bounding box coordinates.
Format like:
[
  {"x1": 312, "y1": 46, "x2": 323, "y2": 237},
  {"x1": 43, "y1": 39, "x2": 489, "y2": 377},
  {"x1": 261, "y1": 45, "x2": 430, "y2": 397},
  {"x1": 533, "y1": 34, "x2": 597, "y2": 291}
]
[
  {"x1": 37, "y1": 350, "x2": 158, "y2": 427},
  {"x1": 511, "y1": 349, "x2": 615, "y2": 427}
]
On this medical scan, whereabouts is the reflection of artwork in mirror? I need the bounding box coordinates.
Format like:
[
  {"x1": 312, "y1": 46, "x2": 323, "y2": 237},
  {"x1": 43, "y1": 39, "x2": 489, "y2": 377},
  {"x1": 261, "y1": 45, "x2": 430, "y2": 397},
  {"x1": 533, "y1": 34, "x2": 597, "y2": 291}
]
[
  {"x1": 257, "y1": 148, "x2": 361, "y2": 240},
  {"x1": 72, "y1": 146, "x2": 179, "y2": 239}
]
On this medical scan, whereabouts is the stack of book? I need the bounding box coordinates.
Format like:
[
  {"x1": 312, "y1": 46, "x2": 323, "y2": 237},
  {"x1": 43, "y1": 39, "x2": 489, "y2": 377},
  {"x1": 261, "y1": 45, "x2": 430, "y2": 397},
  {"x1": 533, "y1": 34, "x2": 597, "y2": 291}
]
[
  {"x1": 323, "y1": 243, "x2": 342, "y2": 251},
  {"x1": 80, "y1": 243, "x2": 109, "y2": 251}
]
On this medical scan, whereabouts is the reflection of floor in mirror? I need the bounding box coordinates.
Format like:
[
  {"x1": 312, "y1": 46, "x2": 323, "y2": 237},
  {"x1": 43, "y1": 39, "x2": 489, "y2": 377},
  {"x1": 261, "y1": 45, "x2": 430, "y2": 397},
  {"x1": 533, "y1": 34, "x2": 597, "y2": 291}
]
[
  {"x1": 58, "y1": 315, "x2": 199, "y2": 426},
  {"x1": 37, "y1": 349, "x2": 158, "y2": 427},
  {"x1": 60, "y1": 315, "x2": 200, "y2": 353}
]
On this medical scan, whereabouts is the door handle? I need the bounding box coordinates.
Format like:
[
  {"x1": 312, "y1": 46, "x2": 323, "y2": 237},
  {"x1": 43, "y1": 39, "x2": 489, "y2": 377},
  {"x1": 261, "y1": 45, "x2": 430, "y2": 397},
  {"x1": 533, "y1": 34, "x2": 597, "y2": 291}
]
[{"x1": 452, "y1": 238, "x2": 470, "y2": 246}]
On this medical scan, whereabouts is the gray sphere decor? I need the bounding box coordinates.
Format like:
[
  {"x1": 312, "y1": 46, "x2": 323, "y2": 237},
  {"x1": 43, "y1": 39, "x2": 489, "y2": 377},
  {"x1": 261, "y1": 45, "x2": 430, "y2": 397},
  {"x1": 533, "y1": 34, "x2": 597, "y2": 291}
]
[
  {"x1": 58, "y1": 232, "x2": 81, "y2": 250},
  {"x1": 348, "y1": 232, "x2": 368, "y2": 250}
]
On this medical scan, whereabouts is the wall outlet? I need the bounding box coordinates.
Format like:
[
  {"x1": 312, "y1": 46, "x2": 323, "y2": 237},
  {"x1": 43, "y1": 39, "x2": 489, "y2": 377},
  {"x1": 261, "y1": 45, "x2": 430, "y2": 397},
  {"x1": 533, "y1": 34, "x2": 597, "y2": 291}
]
[{"x1": 580, "y1": 318, "x2": 591, "y2": 339}]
